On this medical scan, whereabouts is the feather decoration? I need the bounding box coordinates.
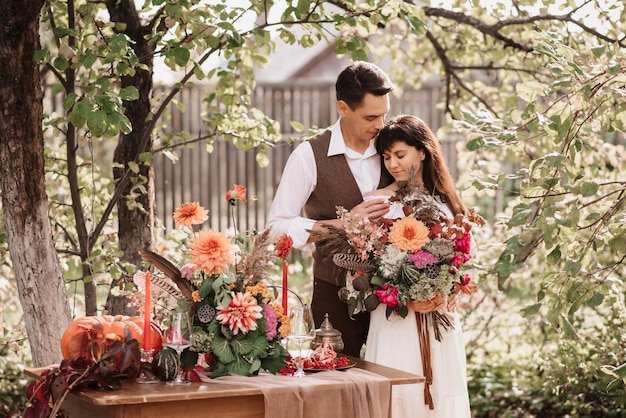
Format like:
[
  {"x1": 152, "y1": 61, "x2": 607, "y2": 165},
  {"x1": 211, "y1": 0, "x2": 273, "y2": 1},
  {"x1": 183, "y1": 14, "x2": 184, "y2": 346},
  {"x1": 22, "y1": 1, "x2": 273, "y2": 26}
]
[
  {"x1": 138, "y1": 250, "x2": 194, "y2": 301},
  {"x1": 332, "y1": 253, "x2": 375, "y2": 272},
  {"x1": 308, "y1": 223, "x2": 354, "y2": 259},
  {"x1": 133, "y1": 271, "x2": 189, "y2": 305}
]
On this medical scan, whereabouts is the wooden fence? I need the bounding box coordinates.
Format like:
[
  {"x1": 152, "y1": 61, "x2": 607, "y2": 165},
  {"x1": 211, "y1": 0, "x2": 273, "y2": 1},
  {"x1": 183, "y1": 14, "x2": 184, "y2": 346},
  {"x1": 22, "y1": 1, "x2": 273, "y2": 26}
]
[
  {"x1": 152, "y1": 81, "x2": 456, "y2": 233},
  {"x1": 42, "y1": 79, "x2": 458, "y2": 233}
]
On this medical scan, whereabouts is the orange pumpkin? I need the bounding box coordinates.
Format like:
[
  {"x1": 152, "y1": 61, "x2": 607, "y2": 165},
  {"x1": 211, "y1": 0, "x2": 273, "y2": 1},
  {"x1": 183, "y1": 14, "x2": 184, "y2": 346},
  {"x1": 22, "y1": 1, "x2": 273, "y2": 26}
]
[{"x1": 60, "y1": 315, "x2": 163, "y2": 360}]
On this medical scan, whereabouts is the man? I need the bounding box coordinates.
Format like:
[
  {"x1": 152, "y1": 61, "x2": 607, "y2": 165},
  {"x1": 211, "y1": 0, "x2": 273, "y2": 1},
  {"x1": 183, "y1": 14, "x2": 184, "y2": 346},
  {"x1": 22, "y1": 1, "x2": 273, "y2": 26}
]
[{"x1": 267, "y1": 62, "x2": 394, "y2": 357}]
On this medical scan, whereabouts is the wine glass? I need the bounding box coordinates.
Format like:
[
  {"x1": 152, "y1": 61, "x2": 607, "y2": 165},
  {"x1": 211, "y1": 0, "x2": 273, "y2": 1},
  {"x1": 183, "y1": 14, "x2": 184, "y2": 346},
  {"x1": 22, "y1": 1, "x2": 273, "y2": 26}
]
[
  {"x1": 164, "y1": 311, "x2": 193, "y2": 386},
  {"x1": 287, "y1": 304, "x2": 316, "y2": 377}
]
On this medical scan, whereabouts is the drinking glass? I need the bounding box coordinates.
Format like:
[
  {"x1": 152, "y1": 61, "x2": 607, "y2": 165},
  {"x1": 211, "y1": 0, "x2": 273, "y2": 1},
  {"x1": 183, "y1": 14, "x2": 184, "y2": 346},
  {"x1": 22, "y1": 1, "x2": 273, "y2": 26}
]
[
  {"x1": 286, "y1": 304, "x2": 316, "y2": 377},
  {"x1": 164, "y1": 311, "x2": 193, "y2": 386}
]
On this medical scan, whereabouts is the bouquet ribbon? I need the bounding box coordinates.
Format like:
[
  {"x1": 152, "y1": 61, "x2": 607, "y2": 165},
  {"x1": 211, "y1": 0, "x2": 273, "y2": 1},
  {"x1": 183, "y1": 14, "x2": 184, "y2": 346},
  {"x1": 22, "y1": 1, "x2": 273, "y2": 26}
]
[{"x1": 416, "y1": 312, "x2": 435, "y2": 410}]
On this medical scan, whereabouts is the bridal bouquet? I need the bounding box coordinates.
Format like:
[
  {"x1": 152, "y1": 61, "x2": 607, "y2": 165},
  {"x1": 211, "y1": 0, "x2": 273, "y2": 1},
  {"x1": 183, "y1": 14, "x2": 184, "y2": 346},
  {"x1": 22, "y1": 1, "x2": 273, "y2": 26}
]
[
  {"x1": 316, "y1": 180, "x2": 484, "y2": 340},
  {"x1": 140, "y1": 185, "x2": 292, "y2": 377}
]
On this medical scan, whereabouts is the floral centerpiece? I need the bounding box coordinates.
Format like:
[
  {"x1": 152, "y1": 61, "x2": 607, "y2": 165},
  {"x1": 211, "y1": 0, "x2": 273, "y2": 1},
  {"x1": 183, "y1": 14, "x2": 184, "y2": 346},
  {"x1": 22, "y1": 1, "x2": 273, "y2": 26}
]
[
  {"x1": 141, "y1": 185, "x2": 292, "y2": 377},
  {"x1": 314, "y1": 177, "x2": 484, "y2": 340}
]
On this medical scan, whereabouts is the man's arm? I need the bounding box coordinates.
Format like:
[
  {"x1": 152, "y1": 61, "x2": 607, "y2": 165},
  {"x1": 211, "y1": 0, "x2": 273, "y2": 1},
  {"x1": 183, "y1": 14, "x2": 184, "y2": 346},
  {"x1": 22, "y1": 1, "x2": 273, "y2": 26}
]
[
  {"x1": 266, "y1": 142, "x2": 390, "y2": 247},
  {"x1": 266, "y1": 142, "x2": 317, "y2": 249}
]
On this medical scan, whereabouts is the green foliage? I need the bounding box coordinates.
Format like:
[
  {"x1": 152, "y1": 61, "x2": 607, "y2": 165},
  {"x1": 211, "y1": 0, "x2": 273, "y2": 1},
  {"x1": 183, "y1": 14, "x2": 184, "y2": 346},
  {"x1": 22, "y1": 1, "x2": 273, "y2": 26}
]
[
  {"x1": 461, "y1": 31, "x2": 626, "y2": 320},
  {"x1": 462, "y1": 221, "x2": 626, "y2": 417},
  {"x1": 0, "y1": 335, "x2": 29, "y2": 417}
]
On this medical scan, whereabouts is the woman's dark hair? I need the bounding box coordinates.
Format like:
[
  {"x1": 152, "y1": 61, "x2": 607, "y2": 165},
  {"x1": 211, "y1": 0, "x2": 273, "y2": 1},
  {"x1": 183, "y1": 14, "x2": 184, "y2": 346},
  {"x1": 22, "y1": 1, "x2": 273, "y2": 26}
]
[
  {"x1": 375, "y1": 114, "x2": 467, "y2": 215},
  {"x1": 335, "y1": 62, "x2": 394, "y2": 110}
]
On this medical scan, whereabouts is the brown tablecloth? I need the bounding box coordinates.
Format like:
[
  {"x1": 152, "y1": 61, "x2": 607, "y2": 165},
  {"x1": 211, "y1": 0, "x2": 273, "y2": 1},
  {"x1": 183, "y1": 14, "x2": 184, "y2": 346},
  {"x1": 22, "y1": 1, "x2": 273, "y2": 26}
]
[{"x1": 199, "y1": 368, "x2": 391, "y2": 418}]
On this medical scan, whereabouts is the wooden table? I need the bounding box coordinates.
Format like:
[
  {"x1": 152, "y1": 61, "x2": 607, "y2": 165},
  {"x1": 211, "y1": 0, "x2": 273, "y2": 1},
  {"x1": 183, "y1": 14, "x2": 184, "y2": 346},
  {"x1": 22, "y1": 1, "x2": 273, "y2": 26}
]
[{"x1": 26, "y1": 358, "x2": 424, "y2": 418}]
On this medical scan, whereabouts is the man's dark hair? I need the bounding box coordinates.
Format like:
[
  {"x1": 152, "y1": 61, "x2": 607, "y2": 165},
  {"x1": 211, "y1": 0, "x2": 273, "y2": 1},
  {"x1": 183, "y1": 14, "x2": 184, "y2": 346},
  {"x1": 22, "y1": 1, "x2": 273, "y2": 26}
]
[{"x1": 335, "y1": 62, "x2": 394, "y2": 110}]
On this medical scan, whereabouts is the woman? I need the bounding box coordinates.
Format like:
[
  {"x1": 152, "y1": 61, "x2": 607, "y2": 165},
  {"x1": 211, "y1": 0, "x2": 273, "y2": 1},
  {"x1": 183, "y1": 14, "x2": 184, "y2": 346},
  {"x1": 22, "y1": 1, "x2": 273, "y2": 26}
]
[{"x1": 364, "y1": 114, "x2": 472, "y2": 417}]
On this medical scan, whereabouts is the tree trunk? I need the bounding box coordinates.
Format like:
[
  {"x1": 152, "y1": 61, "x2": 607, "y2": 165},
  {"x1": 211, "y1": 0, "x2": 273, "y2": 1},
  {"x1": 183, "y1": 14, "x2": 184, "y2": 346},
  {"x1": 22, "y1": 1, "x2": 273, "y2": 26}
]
[
  {"x1": 105, "y1": 0, "x2": 156, "y2": 315},
  {"x1": 0, "y1": 0, "x2": 71, "y2": 367}
]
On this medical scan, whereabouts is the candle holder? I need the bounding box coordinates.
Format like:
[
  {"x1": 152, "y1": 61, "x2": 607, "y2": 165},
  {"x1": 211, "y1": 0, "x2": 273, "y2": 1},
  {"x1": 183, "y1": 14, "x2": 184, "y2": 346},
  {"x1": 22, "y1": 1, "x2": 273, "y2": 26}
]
[{"x1": 136, "y1": 348, "x2": 159, "y2": 384}]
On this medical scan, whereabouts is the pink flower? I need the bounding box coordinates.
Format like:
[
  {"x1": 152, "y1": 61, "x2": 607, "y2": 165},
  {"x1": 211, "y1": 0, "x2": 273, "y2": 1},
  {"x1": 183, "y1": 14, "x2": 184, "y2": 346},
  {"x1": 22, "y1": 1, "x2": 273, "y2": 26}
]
[
  {"x1": 180, "y1": 263, "x2": 197, "y2": 280},
  {"x1": 375, "y1": 284, "x2": 399, "y2": 308},
  {"x1": 408, "y1": 251, "x2": 439, "y2": 268},
  {"x1": 263, "y1": 305, "x2": 278, "y2": 341},
  {"x1": 216, "y1": 292, "x2": 263, "y2": 335},
  {"x1": 454, "y1": 233, "x2": 472, "y2": 254}
]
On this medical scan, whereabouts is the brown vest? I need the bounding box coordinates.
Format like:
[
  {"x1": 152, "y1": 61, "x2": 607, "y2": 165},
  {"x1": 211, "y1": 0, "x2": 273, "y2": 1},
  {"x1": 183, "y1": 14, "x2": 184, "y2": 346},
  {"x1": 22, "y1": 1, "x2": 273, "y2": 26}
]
[{"x1": 304, "y1": 129, "x2": 393, "y2": 286}]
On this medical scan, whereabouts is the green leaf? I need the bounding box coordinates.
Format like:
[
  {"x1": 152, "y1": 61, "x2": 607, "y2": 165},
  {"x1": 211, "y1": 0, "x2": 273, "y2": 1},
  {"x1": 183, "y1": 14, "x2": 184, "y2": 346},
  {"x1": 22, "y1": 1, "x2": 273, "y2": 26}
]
[
  {"x1": 290, "y1": 121, "x2": 305, "y2": 132},
  {"x1": 87, "y1": 110, "x2": 108, "y2": 137},
  {"x1": 80, "y1": 52, "x2": 97, "y2": 68},
  {"x1": 261, "y1": 351, "x2": 287, "y2": 374},
  {"x1": 119, "y1": 86, "x2": 139, "y2": 101},
  {"x1": 466, "y1": 137, "x2": 484, "y2": 151},
  {"x1": 407, "y1": 15, "x2": 425, "y2": 35},
  {"x1": 508, "y1": 204, "x2": 532, "y2": 227},
  {"x1": 590, "y1": 45, "x2": 606, "y2": 58},
  {"x1": 118, "y1": 114, "x2": 132, "y2": 134},
  {"x1": 53, "y1": 56, "x2": 69, "y2": 71},
  {"x1": 128, "y1": 161, "x2": 140, "y2": 173},
  {"x1": 546, "y1": 246, "x2": 561, "y2": 264},
  {"x1": 249, "y1": 358, "x2": 262, "y2": 375},
  {"x1": 255, "y1": 152, "x2": 270, "y2": 168},
  {"x1": 559, "y1": 314, "x2": 578, "y2": 338},
  {"x1": 63, "y1": 93, "x2": 78, "y2": 111},
  {"x1": 172, "y1": 47, "x2": 191, "y2": 67},
  {"x1": 33, "y1": 49, "x2": 50, "y2": 64},
  {"x1": 564, "y1": 259, "x2": 581, "y2": 276},
  {"x1": 516, "y1": 81, "x2": 548, "y2": 102},
  {"x1": 521, "y1": 303, "x2": 542, "y2": 317},
  {"x1": 586, "y1": 291, "x2": 604, "y2": 308},
  {"x1": 579, "y1": 182, "x2": 598, "y2": 197},
  {"x1": 228, "y1": 355, "x2": 255, "y2": 376}
]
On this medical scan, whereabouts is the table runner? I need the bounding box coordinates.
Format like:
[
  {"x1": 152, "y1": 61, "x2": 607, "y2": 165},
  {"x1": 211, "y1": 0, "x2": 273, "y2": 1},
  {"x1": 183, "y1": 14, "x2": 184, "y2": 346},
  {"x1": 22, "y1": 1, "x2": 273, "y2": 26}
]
[{"x1": 199, "y1": 368, "x2": 391, "y2": 418}]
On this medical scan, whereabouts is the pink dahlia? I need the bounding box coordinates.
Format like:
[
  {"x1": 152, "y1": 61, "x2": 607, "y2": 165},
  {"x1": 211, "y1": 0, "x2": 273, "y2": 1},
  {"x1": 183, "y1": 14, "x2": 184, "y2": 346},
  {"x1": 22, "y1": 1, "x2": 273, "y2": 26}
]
[{"x1": 216, "y1": 292, "x2": 263, "y2": 335}]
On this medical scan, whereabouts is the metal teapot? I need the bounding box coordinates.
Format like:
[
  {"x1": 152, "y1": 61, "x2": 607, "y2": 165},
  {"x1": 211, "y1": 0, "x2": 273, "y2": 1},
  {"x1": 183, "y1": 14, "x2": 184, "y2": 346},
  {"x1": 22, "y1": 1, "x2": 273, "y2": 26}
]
[{"x1": 310, "y1": 313, "x2": 344, "y2": 353}]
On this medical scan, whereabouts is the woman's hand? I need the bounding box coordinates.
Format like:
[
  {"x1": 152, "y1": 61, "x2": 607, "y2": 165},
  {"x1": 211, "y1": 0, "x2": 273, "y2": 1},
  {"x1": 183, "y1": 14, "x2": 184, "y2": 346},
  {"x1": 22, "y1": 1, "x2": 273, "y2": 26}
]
[
  {"x1": 351, "y1": 198, "x2": 390, "y2": 221},
  {"x1": 407, "y1": 295, "x2": 446, "y2": 313},
  {"x1": 446, "y1": 293, "x2": 458, "y2": 312}
]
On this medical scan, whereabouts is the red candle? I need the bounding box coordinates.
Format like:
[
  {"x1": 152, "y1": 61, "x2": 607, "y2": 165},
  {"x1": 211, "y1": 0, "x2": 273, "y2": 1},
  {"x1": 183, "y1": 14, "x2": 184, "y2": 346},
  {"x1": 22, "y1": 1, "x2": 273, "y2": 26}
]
[
  {"x1": 282, "y1": 260, "x2": 288, "y2": 317},
  {"x1": 143, "y1": 271, "x2": 152, "y2": 351}
]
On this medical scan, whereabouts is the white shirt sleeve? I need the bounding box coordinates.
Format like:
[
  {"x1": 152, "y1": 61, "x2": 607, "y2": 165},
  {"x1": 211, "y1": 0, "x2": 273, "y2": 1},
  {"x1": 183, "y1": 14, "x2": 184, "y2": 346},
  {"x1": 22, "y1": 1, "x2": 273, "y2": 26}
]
[{"x1": 266, "y1": 141, "x2": 317, "y2": 249}]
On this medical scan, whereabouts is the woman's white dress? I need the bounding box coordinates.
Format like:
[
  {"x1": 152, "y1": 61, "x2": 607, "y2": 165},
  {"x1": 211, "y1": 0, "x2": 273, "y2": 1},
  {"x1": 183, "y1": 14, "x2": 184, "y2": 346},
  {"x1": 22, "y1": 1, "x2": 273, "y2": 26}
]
[{"x1": 364, "y1": 200, "x2": 471, "y2": 418}]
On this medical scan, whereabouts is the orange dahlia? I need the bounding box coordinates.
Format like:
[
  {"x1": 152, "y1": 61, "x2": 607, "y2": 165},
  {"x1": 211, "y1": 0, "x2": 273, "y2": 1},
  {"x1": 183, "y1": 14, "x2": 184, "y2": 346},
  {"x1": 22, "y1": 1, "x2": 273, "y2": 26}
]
[
  {"x1": 173, "y1": 202, "x2": 209, "y2": 229},
  {"x1": 274, "y1": 234, "x2": 293, "y2": 259},
  {"x1": 216, "y1": 292, "x2": 263, "y2": 335},
  {"x1": 189, "y1": 229, "x2": 235, "y2": 275},
  {"x1": 388, "y1": 217, "x2": 430, "y2": 252},
  {"x1": 225, "y1": 184, "x2": 247, "y2": 204}
]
